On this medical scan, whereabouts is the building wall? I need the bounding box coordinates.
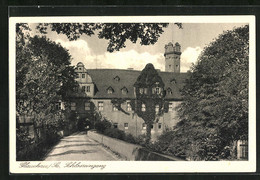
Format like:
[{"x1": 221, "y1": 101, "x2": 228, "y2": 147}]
[{"x1": 91, "y1": 99, "x2": 181, "y2": 140}]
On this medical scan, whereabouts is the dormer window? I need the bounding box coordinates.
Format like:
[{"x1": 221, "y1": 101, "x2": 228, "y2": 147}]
[
  {"x1": 167, "y1": 88, "x2": 172, "y2": 95},
  {"x1": 114, "y1": 76, "x2": 120, "y2": 82},
  {"x1": 107, "y1": 86, "x2": 114, "y2": 94},
  {"x1": 121, "y1": 87, "x2": 128, "y2": 95},
  {"x1": 79, "y1": 68, "x2": 82, "y2": 70}
]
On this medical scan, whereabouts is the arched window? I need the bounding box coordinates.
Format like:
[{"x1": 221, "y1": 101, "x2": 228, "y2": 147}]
[{"x1": 170, "y1": 78, "x2": 176, "y2": 84}]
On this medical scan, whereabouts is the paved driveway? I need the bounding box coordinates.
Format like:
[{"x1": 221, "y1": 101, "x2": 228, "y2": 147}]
[{"x1": 44, "y1": 131, "x2": 121, "y2": 161}]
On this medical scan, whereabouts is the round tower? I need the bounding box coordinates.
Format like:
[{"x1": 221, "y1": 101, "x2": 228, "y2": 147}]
[{"x1": 164, "y1": 42, "x2": 182, "y2": 73}]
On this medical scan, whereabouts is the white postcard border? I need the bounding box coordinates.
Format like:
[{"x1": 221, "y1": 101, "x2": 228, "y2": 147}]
[{"x1": 9, "y1": 15, "x2": 256, "y2": 173}]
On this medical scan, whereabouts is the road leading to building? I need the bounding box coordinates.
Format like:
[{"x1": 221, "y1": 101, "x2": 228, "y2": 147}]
[{"x1": 44, "y1": 131, "x2": 121, "y2": 161}]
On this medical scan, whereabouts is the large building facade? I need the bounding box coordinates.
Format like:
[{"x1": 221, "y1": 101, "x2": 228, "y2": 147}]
[{"x1": 69, "y1": 42, "x2": 188, "y2": 140}]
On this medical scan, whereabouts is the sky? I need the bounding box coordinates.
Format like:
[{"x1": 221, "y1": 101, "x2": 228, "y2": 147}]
[{"x1": 30, "y1": 23, "x2": 247, "y2": 72}]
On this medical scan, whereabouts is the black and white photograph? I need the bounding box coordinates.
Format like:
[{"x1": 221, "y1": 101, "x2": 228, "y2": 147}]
[{"x1": 9, "y1": 16, "x2": 256, "y2": 173}]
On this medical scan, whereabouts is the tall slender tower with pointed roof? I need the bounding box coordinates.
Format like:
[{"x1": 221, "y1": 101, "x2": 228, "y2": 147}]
[{"x1": 164, "y1": 42, "x2": 182, "y2": 72}]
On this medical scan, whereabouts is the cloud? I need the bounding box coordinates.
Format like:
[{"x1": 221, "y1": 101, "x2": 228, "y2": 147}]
[
  {"x1": 56, "y1": 39, "x2": 165, "y2": 71},
  {"x1": 181, "y1": 47, "x2": 202, "y2": 72}
]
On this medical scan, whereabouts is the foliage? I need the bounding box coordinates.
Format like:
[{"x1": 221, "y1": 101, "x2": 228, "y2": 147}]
[
  {"x1": 133, "y1": 63, "x2": 166, "y2": 143},
  {"x1": 162, "y1": 25, "x2": 249, "y2": 160},
  {"x1": 104, "y1": 128, "x2": 126, "y2": 141},
  {"x1": 125, "y1": 133, "x2": 137, "y2": 144},
  {"x1": 95, "y1": 119, "x2": 112, "y2": 133},
  {"x1": 36, "y1": 23, "x2": 182, "y2": 52},
  {"x1": 16, "y1": 23, "x2": 77, "y2": 147}
]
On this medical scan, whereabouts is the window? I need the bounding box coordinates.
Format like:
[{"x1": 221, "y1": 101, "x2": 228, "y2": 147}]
[
  {"x1": 151, "y1": 124, "x2": 154, "y2": 129},
  {"x1": 141, "y1": 103, "x2": 146, "y2": 112},
  {"x1": 158, "y1": 123, "x2": 162, "y2": 129},
  {"x1": 85, "y1": 102, "x2": 90, "y2": 111},
  {"x1": 169, "y1": 65, "x2": 171, "y2": 69},
  {"x1": 107, "y1": 87, "x2": 114, "y2": 94},
  {"x1": 112, "y1": 104, "x2": 118, "y2": 111},
  {"x1": 82, "y1": 86, "x2": 86, "y2": 92},
  {"x1": 79, "y1": 68, "x2": 82, "y2": 70},
  {"x1": 142, "y1": 123, "x2": 146, "y2": 130},
  {"x1": 86, "y1": 86, "x2": 90, "y2": 92},
  {"x1": 121, "y1": 87, "x2": 128, "y2": 95},
  {"x1": 155, "y1": 87, "x2": 161, "y2": 94},
  {"x1": 73, "y1": 86, "x2": 79, "y2": 92},
  {"x1": 167, "y1": 88, "x2": 172, "y2": 95},
  {"x1": 155, "y1": 104, "x2": 159, "y2": 113},
  {"x1": 144, "y1": 88, "x2": 148, "y2": 94},
  {"x1": 127, "y1": 102, "x2": 132, "y2": 111},
  {"x1": 139, "y1": 88, "x2": 144, "y2": 94},
  {"x1": 114, "y1": 123, "x2": 118, "y2": 128},
  {"x1": 114, "y1": 76, "x2": 120, "y2": 82},
  {"x1": 76, "y1": 73, "x2": 80, "y2": 78},
  {"x1": 55, "y1": 102, "x2": 61, "y2": 110},
  {"x1": 169, "y1": 103, "x2": 173, "y2": 111},
  {"x1": 124, "y1": 123, "x2": 128, "y2": 130},
  {"x1": 176, "y1": 65, "x2": 179, "y2": 68},
  {"x1": 71, "y1": 102, "x2": 76, "y2": 111},
  {"x1": 82, "y1": 74, "x2": 85, "y2": 78},
  {"x1": 98, "y1": 102, "x2": 103, "y2": 111}
]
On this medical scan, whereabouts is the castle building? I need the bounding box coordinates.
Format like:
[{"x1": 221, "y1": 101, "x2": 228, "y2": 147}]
[{"x1": 69, "y1": 42, "x2": 188, "y2": 140}]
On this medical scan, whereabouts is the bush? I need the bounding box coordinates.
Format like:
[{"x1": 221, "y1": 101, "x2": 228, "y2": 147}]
[
  {"x1": 134, "y1": 134, "x2": 146, "y2": 145},
  {"x1": 104, "y1": 128, "x2": 126, "y2": 140},
  {"x1": 125, "y1": 133, "x2": 136, "y2": 144},
  {"x1": 95, "y1": 119, "x2": 112, "y2": 133}
]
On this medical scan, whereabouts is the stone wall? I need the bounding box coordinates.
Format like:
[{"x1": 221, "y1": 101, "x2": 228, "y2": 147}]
[{"x1": 88, "y1": 130, "x2": 184, "y2": 161}]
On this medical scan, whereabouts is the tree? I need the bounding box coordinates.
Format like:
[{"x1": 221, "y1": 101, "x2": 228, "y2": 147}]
[
  {"x1": 164, "y1": 25, "x2": 249, "y2": 160},
  {"x1": 132, "y1": 63, "x2": 166, "y2": 143},
  {"x1": 36, "y1": 23, "x2": 182, "y2": 52},
  {"x1": 16, "y1": 24, "x2": 77, "y2": 145}
]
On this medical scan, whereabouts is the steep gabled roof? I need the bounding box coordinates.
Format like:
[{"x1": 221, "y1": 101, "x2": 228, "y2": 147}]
[{"x1": 87, "y1": 69, "x2": 189, "y2": 100}]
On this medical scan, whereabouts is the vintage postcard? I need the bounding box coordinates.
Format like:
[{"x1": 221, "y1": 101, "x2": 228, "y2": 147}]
[{"x1": 9, "y1": 15, "x2": 256, "y2": 173}]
